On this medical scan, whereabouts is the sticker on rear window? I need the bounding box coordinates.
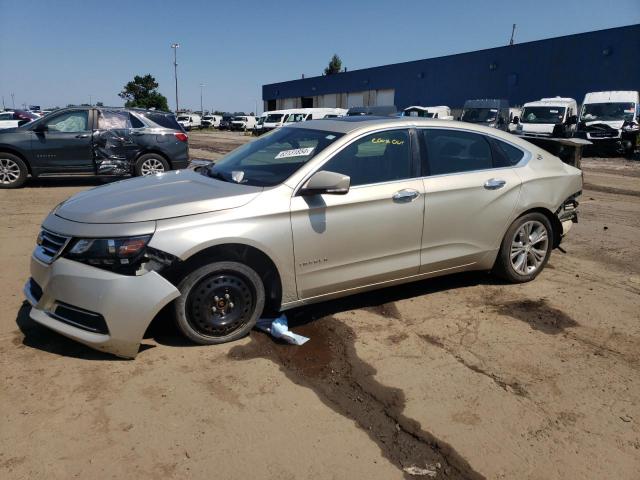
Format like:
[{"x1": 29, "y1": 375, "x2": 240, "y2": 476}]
[
  {"x1": 326, "y1": 134, "x2": 336, "y2": 140},
  {"x1": 275, "y1": 147, "x2": 315, "y2": 159}
]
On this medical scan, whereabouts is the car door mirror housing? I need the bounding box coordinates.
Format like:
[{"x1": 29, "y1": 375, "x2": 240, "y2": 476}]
[
  {"x1": 299, "y1": 170, "x2": 350, "y2": 196},
  {"x1": 511, "y1": 116, "x2": 519, "y2": 124}
]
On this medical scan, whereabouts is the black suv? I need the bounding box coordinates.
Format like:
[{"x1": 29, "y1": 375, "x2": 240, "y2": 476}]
[{"x1": 0, "y1": 106, "x2": 189, "y2": 188}]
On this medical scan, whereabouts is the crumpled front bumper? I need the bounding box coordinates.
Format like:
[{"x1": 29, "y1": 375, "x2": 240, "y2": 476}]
[{"x1": 24, "y1": 255, "x2": 180, "y2": 358}]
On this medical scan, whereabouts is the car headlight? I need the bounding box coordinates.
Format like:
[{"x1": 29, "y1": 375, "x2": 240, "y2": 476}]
[{"x1": 64, "y1": 235, "x2": 152, "y2": 270}]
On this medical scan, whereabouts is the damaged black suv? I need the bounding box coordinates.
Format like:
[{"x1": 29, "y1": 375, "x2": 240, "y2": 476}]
[{"x1": 0, "y1": 106, "x2": 189, "y2": 188}]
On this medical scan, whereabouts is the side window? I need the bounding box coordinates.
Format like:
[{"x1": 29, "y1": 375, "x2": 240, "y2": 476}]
[
  {"x1": 0, "y1": 113, "x2": 12, "y2": 120},
  {"x1": 45, "y1": 111, "x2": 89, "y2": 132},
  {"x1": 129, "y1": 114, "x2": 145, "y2": 128},
  {"x1": 422, "y1": 129, "x2": 492, "y2": 175},
  {"x1": 98, "y1": 110, "x2": 131, "y2": 130},
  {"x1": 322, "y1": 130, "x2": 412, "y2": 186},
  {"x1": 492, "y1": 139, "x2": 525, "y2": 167}
]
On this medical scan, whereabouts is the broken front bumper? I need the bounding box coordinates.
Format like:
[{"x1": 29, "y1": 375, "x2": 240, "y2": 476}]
[{"x1": 24, "y1": 255, "x2": 180, "y2": 358}]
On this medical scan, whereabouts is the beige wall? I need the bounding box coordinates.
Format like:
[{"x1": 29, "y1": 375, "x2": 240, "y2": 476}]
[{"x1": 271, "y1": 88, "x2": 395, "y2": 111}]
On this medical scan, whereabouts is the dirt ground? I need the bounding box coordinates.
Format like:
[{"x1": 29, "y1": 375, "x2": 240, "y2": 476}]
[{"x1": 1, "y1": 131, "x2": 639, "y2": 479}]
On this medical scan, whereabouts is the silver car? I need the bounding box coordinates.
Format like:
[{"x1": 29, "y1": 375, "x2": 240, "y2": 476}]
[{"x1": 24, "y1": 117, "x2": 582, "y2": 358}]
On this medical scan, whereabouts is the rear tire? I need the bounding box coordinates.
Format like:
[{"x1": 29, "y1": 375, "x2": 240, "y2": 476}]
[
  {"x1": 174, "y1": 261, "x2": 265, "y2": 345},
  {"x1": 135, "y1": 154, "x2": 170, "y2": 176},
  {"x1": 0, "y1": 153, "x2": 28, "y2": 189},
  {"x1": 493, "y1": 212, "x2": 553, "y2": 283}
]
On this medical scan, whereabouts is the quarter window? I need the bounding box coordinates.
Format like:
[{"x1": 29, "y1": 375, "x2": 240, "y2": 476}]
[
  {"x1": 322, "y1": 130, "x2": 412, "y2": 186},
  {"x1": 492, "y1": 139, "x2": 525, "y2": 166},
  {"x1": 45, "y1": 111, "x2": 89, "y2": 133},
  {"x1": 422, "y1": 129, "x2": 492, "y2": 175}
]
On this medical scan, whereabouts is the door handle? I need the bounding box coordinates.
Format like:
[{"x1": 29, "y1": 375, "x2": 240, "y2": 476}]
[
  {"x1": 392, "y1": 189, "x2": 420, "y2": 203},
  {"x1": 484, "y1": 178, "x2": 506, "y2": 190},
  {"x1": 75, "y1": 134, "x2": 90, "y2": 138}
]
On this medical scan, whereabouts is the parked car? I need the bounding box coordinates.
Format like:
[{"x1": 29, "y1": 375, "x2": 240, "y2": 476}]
[
  {"x1": 218, "y1": 115, "x2": 234, "y2": 130},
  {"x1": 575, "y1": 91, "x2": 639, "y2": 157},
  {"x1": 230, "y1": 115, "x2": 257, "y2": 131},
  {"x1": 0, "y1": 106, "x2": 189, "y2": 188},
  {"x1": 402, "y1": 106, "x2": 453, "y2": 119},
  {"x1": 0, "y1": 110, "x2": 40, "y2": 129},
  {"x1": 24, "y1": 117, "x2": 582, "y2": 358},
  {"x1": 460, "y1": 99, "x2": 510, "y2": 130},
  {"x1": 177, "y1": 113, "x2": 201, "y2": 131},
  {"x1": 202, "y1": 115, "x2": 222, "y2": 128},
  {"x1": 515, "y1": 97, "x2": 578, "y2": 137},
  {"x1": 346, "y1": 105, "x2": 398, "y2": 116}
]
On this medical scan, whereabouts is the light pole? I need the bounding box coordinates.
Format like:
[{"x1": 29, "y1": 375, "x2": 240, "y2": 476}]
[
  {"x1": 171, "y1": 43, "x2": 180, "y2": 112},
  {"x1": 200, "y1": 83, "x2": 205, "y2": 116},
  {"x1": 11, "y1": 93, "x2": 15, "y2": 109}
]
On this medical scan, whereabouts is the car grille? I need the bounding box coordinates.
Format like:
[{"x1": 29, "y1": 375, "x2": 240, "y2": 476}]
[
  {"x1": 588, "y1": 130, "x2": 618, "y2": 138},
  {"x1": 35, "y1": 229, "x2": 71, "y2": 264}
]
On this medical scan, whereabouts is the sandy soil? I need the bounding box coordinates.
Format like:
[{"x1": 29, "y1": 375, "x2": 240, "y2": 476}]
[{"x1": 1, "y1": 134, "x2": 639, "y2": 479}]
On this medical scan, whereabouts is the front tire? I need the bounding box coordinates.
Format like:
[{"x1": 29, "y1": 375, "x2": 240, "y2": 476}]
[
  {"x1": 493, "y1": 212, "x2": 553, "y2": 283},
  {"x1": 174, "y1": 261, "x2": 265, "y2": 345},
  {"x1": 0, "y1": 153, "x2": 28, "y2": 188},
  {"x1": 135, "y1": 154, "x2": 169, "y2": 176}
]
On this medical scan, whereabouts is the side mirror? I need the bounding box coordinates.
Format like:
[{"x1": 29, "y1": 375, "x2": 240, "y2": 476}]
[
  {"x1": 511, "y1": 116, "x2": 519, "y2": 124},
  {"x1": 299, "y1": 170, "x2": 350, "y2": 196},
  {"x1": 567, "y1": 115, "x2": 577, "y2": 125},
  {"x1": 33, "y1": 123, "x2": 48, "y2": 133}
]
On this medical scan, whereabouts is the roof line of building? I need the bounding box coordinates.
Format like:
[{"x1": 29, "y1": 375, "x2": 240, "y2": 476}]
[{"x1": 263, "y1": 23, "x2": 639, "y2": 87}]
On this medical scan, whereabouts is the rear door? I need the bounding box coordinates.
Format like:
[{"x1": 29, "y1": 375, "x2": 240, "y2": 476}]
[
  {"x1": 418, "y1": 127, "x2": 524, "y2": 273},
  {"x1": 290, "y1": 128, "x2": 425, "y2": 299},
  {"x1": 30, "y1": 109, "x2": 94, "y2": 172}
]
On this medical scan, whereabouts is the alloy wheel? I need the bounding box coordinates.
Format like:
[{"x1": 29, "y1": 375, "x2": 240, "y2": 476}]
[
  {"x1": 0, "y1": 158, "x2": 21, "y2": 185},
  {"x1": 140, "y1": 158, "x2": 166, "y2": 175},
  {"x1": 510, "y1": 220, "x2": 549, "y2": 275}
]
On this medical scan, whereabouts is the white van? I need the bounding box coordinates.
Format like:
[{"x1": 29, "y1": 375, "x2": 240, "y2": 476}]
[
  {"x1": 177, "y1": 113, "x2": 202, "y2": 131},
  {"x1": 283, "y1": 108, "x2": 348, "y2": 124},
  {"x1": 202, "y1": 114, "x2": 221, "y2": 128},
  {"x1": 230, "y1": 115, "x2": 257, "y2": 131},
  {"x1": 516, "y1": 97, "x2": 578, "y2": 137},
  {"x1": 578, "y1": 91, "x2": 639, "y2": 157},
  {"x1": 253, "y1": 113, "x2": 268, "y2": 136},
  {"x1": 262, "y1": 110, "x2": 290, "y2": 132},
  {"x1": 402, "y1": 106, "x2": 453, "y2": 119}
]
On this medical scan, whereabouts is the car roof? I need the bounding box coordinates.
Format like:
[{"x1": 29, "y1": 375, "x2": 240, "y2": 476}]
[{"x1": 50, "y1": 106, "x2": 174, "y2": 115}]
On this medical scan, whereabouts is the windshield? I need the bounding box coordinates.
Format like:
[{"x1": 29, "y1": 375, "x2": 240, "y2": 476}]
[
  {"x1": 265, "y1": 113, "x2": 284, "y2": 123},
  {"x1": 521, "y1": 106, "x2": 566, "y2": 124},
  {"x1": 204, "y1": 127, "x2": 343, "y2": 187},
  {"x1": 233, "y1": 117, "x2": 247, "y2": 121},
  {"x1": 581, "y1": 102, "x2": 636, "y2": 122},
  {"x1": 177, "y1": 116, "x2": 189, "y2": 121},
  {"x1": 461, "y1": 108, "x2": 498, "y2": 123},
  {"x1": 404, "y1": 110, "x2": 435, "y2": 118}
]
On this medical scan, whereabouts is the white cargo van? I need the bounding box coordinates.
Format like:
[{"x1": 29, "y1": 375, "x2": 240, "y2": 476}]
[
  {"x1": 262, "y1": 109, "x2": 290, "y2": 132},
  {"x1": 230, "y1": 115, "x2": 257, "y2": 131},
  {"x1": 201, "y1": 114, "x2": 221, "y2": 128},
  {"x1": 577, "y1": 91, "x2": 639, "y2": 157},
  {"x1": 402, "y1": 106, "x2": 453, "y2": 119},
  {"x1": 177, "y1": 113, "x2": 202, "y2": 131},
  {"x1": 515, "y1": 97, "x2": 578, "y2": 137},
  {"x1": 283, "y1": 108, "x2": 348, "y2": 123}
]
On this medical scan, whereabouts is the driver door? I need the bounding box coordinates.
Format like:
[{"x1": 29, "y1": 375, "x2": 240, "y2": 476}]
[
  {"x1": 290, "y1": 129, "x2": 424, "y2": 300},
  {"x1": 30, "y1": 109, "x2": 94, "y2": 172}
]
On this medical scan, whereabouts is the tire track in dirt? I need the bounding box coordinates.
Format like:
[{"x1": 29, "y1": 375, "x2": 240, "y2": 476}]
[{"x1": 229, "y1": 316, "x2": 484, "y2": 479}]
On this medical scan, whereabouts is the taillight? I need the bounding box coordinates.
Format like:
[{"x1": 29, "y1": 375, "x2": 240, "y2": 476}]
[{"x1": 174, "y1": 132, "x2": 188, "y2": 142}]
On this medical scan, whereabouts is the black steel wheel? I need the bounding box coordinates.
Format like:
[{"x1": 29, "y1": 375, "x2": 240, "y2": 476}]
[{"x1": 174, "y1": 261, "x2": 265, "y2": 344}]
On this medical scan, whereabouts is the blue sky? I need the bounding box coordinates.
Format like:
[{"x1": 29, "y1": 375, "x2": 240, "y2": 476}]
[{"x1": 0, "y1": 0, "x2": 638, "y2": 113}]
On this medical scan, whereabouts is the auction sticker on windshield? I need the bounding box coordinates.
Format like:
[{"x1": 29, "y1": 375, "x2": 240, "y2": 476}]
[{"x1": 275, "y1": 147, "x2": 315, "y2": 159}]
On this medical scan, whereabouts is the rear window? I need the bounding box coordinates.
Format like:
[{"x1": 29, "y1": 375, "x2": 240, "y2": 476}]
[{"x1": 142, "y1": 112, "x2": 182, "y2": 130}]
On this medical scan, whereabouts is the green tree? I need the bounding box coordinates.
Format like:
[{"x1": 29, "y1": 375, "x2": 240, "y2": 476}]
[
  {"x1": 96, "y1": 101, "x2": 104, "y2": 107},
  {"x1": 118, "y1": 74, "x2": 169, "y2": 111},
  {"x1": 324, "y1": 54, "x2": 342, "y2": 75}
]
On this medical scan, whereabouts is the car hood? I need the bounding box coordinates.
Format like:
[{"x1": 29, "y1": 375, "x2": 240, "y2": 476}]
[
  {"x1": 520, "y1": 123, "x2": 555, "y2": 134},
  {"x1": 55, "y1": 169, "x2": 263, "y2": 224},
  {"x1": 584, "y1": 120, "x2": 625, "y2": 129}
]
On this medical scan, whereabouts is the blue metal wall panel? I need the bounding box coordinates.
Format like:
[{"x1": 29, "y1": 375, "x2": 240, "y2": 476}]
[{"x1": 262, "y1": 25, "x2": 640, "y2": 109}]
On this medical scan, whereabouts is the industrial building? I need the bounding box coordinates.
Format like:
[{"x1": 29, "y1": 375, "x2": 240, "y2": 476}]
[{"x1": 262, "y1": 24, "x2": 640, "y2": 111}]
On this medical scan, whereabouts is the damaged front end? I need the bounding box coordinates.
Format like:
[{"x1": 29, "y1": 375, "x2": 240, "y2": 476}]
[{"x1": 575, "y1": 121, "x2": 639, "y2": 157}]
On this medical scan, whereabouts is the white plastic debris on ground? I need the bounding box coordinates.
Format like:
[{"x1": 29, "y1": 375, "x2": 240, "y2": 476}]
[
  {"x1": 403, "y1": 464, "x2": 438, "y2": 477},
  {"x1": 255, "y1": 314, "x2": 310, "y2": 346}
]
